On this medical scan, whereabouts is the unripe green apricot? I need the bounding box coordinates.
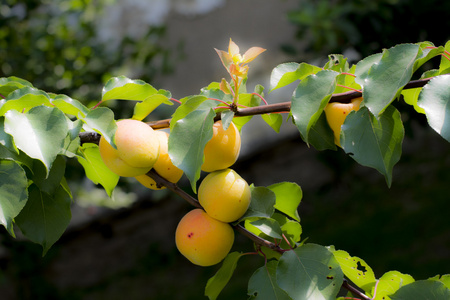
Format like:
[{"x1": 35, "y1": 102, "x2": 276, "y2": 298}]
[
  {"x1": 198, "y1": 168, "x2": 251, "y2": 223},
  {"x1": 99, "y1": 119, "x2": 160, "y2": 177},
  {"x1": 175, "y1": 208, "x2": 234, "y2": 267}
]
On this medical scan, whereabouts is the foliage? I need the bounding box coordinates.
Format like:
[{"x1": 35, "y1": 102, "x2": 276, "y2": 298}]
[
  {"x1": 286, "y1": 0, "x2": 450, "y2": 58},
  {"x1": 0, "y1": 0, "x2": 175, "y2": 102},
  {"x1": 1, "y1": 38, "x2": 450, "y2": 299}
]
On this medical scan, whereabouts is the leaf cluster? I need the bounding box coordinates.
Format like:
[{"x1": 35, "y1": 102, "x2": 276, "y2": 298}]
[{"x1": 0, "y1": 39, "x2": 449, "y2": 299}]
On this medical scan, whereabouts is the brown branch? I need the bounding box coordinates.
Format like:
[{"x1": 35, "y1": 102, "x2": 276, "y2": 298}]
[
  {"x1": 342, "y1": 279, "x2": 372, "y2": 300},
  {"x1": 79, "y1": 77, "x2": 432, "y2": 145}
]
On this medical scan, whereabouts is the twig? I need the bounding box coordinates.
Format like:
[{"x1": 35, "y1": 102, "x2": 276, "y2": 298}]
[{"x1": 342, "y1": 279, "x2": 372, "y2": 300}]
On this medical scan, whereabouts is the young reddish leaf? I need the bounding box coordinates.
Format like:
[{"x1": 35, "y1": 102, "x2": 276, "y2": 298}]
[{"x1": 242, "y1": 47, "x2": 266, "y2": 64}]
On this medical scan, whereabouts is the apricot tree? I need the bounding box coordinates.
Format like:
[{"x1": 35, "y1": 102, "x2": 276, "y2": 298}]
[{"x1": 0, "y1": 39, "x2": 450, "y2": 299}]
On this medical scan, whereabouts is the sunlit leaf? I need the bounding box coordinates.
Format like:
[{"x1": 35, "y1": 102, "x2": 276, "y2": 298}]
[
  {"x1": 0, "y1": 76, "x2": 33, "y2": 98},
  {"x1": 332, "y1": 249, "x2": 377, "y2": 293},
  {"x1": 81, "y1": 107, "x2": 117, "y2": 148},
  {"x1": 50, "y1": 93, "x2": 89, "y2": 118},
  {"x1": 373, "y1": 270, "x2": 415, "y2": 300},
  {"x1": 168, "y1": 101, "x2": 216, "y2": 192},
  {"x1": 355, "y1": 43, "x2": 421, "y2": 116},
  {"x1": 417, "y1": 74, "x2": 450, "y2": 142},
  {"x1": 268, "y1": 182, "x2": 302, "y2": 222},
  {"x1": 102, "y1": 75, "x2": 157, "y2": 102},
  {"x1": 261, "y1": 113, "x2": 283, "y2": 133},
  {"x1": 240, "y1": 186, "x2": 276, "y2": 220},
  {"x1": 269, "y1": 62, "x2": 322, "y2": 92},
  {"x1": 77, "y1": 143, "x2": 119, "y2": 197},
  {"x1": 132, "y1": 94, "x2": 173, "y2": 121},
  {"x1": 0, "y1": 87, "x2": 52, "y2": 116},
  {"x1": 4, "y1": 106, "x2": 69, "y2": 175}
]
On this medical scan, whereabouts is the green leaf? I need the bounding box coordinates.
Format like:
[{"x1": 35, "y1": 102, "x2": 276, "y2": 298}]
[
  {"x1": 261, "y1": 113, "x2": 283, "y2": 133},
  {"x1": 341, "y1": 106, "x2": 404, "y2": 187},
  {"x1": 77, "y1": 143, "x2": 119, "y2": 197},
  {"x1": 401, "y1": 88, "x2": 426, "y2": 114},
  {"x1": 170, "y1": 95, "x2": 209, "y2": 131},
  {"x1": 0, "y1": 160, "x2": 28, "y2": 236},
  {"x1": 414, "y1": 42, "x2": 444, "y2": 73},
  {"x1": 4, "y1": 106, "x2": 69, "y2": 175},
  {"x1": 249, "y1": 218, "x2": 283, "y2": 239},
  {"x1": 439, "y1": 41, "x2": 450, "y2": 74},
  {"x1": 81, "y1": 107, "x2": 117, "y2": 148},
  {"x1": 268, "y1": 182, "x2": 302, "y2": 222},
  {"x1": 102, "y1": 75, "x2": 157, "y2": 102},
  {"x1": 0, "y1": 87, "x2": 52, "y2": 116},
  {"x1": 291, "y1": 70, "x2": 339, "y2": 145},
  {"x1": 30, "y1": 155, "x2": 66, "y2": 196},
  {"x1": 248, "y1": 260, "x2": 291, "y2": 300},
  {"x1": 50, "y1": 94, "x2": 89, "y2": 118},
  {"x1": 355, "y1": 43, "x2": 421, "y2": 116},
  {"x1": 332, "y1": 249, "x2": 376, "y2": 293},
  {"x1": 276, "y1": 243, "x2": 344, "y2": 300},
  {"x1": 15, "y1": 184, "x2": 72, "y2": 255},
  {"x1": 205, "y1": 252, "x2": 243, "y2": 300},
  {"x1": 417, "y1": 74, "x2": 450, "y2": 142},
  {"x1": 272, "y1": 213, "x2": 302, "y2": 247},
  {"x1": 373, "y1": 270, "x2": 415, "y2": 300},
  {"x1": 390, "y1": 280, "x2": 450, "y2": 300},
  {"x1": 240, "y1": 186, "x2": 276, "y2": 220},
  {"x1": 0, "y1": 76, "x2": 33, "y2": 98},
  {"x1": 132, "y1": 93, "x2": 173, "y2": 121},
  {"x1": 269, "y1": 62, "x2": 322, "y2": 92},
  {"x1": 232, "y1": 93, "x2": 261, "y2": 130},
  {"x1": 168, "y1": 101, "x2": 216, "y2": 193},
  {"x1": 307, "y1": 112, "x2": 337, "y2": 151}
]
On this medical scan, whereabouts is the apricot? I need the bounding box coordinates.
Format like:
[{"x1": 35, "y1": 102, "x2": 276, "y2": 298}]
[
  {"x1": 201, "y1": 120, "x2": 241, "y2": 172},
  {"x1": 99, "y1": 119, "x2": 160, "y2": 177},
  {"x1": 135, "y1": 130, "x2": 183, "y2": 190},
  {"x1": 198, "y1": 168, "x2": 251, "y2": 223},
  {"x1": 175, "y1": 208, "x2": 234, "y2": 266},
  {"x1": 324, "y1": 97, "x2": 363, "y2": 147}
]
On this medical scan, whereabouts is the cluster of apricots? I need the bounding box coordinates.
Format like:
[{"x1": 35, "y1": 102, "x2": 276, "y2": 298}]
[
  {"x1": 99, "y1": 119, "x2": 251, "y2": 267},
  {"x1": 176, "y1": 120, "x2": 251, "y2": 266}
]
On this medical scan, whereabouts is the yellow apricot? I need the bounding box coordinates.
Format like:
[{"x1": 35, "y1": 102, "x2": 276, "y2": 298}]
[
  {"x1": 324, "y1": 97, "x2": 363, "y2": 147},
  {"x1": 99, "y1": 119, "x2": 160, "y2": 177},
  {"x1": 201, "y1": 120, "x2": 241, "y2": 172},
  {"x1": 175, "y1": 209, "x2": 234, "y2": 267},
  {"x1": 198, "y1": 168, "x2": 251, "y2": 223},
  {"x1": 135, "y1": 130, "x2": 183, "y2": 190}
]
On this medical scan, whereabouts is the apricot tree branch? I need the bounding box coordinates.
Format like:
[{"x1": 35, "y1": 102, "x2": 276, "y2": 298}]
[
  {"x1": 79, "y1": 77, "x2": 432, "y2": 145},
  {"x1": 342, "y1": 279, "x2": 372, "y2": 300}
]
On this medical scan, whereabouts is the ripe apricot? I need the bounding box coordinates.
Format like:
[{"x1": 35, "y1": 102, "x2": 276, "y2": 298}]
[
  {"x1": 175, "y1": 208, "x2": 234, "y2": 266},
  {"x1": 201, "y1": 120, "x2": 241, "y2": 172},
  {"x1": 135, "y1": 130, "x2": 183, "y2": 190},
  {"x1": 99, "y1": 119, "x2": 160, "y2": 177},
  {"x1": 198, "y1": 168, "x2": 251, "y2": 223},
  {"x1": 324, "y1": 97, "x2": 363, "y2": 147}
]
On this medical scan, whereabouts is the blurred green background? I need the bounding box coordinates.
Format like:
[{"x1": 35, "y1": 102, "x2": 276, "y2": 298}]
[{"x1": 0, "y1": 0, "x2": 449, "y2": 299}]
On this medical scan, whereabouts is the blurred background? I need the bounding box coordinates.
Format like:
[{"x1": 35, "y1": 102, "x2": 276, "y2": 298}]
[{"x1": 0, "y1": 0, "x2": 449, "y2": 299}]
